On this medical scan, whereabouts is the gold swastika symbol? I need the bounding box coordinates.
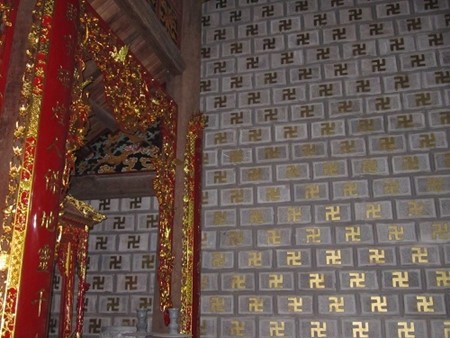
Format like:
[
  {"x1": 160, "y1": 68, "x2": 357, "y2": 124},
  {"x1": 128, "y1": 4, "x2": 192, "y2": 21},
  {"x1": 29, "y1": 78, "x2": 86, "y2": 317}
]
[
  {"x1": 266, "y1": 187, "x2": 281, "y2": 201},
  {"x1": 230, "y1": 189, "x2": 244, "y2": 203},
  {"x1": 397, "y1": 114, "x2": 414, "y2": 128},
  {"x1": 248, "y1": 251, "x2": 262, "y2": 267},
  {"x1": 345, "y1": 226, "x2": 360, "y2": 242},
  {"x1": 213, "y1": 171, "x2": 227, "y2": 183},
  {"x1": 329, "y1": 296, "x2": 344, "y2": 312},
  {"x1": 402, "y1": 156, "x2": 419, "y2": 170},
  {"x1": 264, "y1": 146, "x2": 280, "y2": 159},
  {"x1": 427, "y1": 177, "x2": 444, "y2": 192},
  {"x1": 416, "y1": 296, "x2": 434, "y2": 312},
  {"x1": 408, "y1": 200, "x2": 424, "y2": 216},
  {"x1": 288, "y1": 297, "x2": 303, "y2": 312},
  {"x1": 309, "y1": 273, "x2": 325, "y2": 289},
  {"x1": 286, "y1": 251, "x2": 301, "y2": 266},
  {"x1": 366, "y1": 203, "x2": 382, "y2": 219},
  {"x1": 214, "y1": 132, "x2": 228, "y2": 144},
  {"x1": 285, "y1": 164, "x2": 300, "y2": 178},
  {"x1": 269, "y1": 274, "x2": 283, "y2": 288},
  {"x1": 321, "y1": 122, "x2": 335, "y2": 135},
  {"x1": 210, "y1": 297, "x2": 225, "y2": 312},
  {"x1": 352, "y1": 321, "x2": 369, "y2": 338},
  {"x1": 358, "y1": 119, "x2": 374, "y2": 132},
  {"x1": 392, "y1": 271, "x2": 409, "y2": 287},
  {"x1": 213, "y1": 211, "x2": 227, "y2": 225},
  {"x1": 419, "y1": 133, "x2": 436, "y2": 148},
  {"x1": 370, "y1": 296, "x2": 388, "y2": 312},
  {"x1": 369, "y1": 248, "x2": 385, "y2": 264},
  {"x1": 302, "y1": 143, "x2": 317, "y2": 156},
  {"x1": 323, "y1": 162, "x2": 339, "y2": 175},
  {"x1": 247, "y1": 167, "x2": 262, "y2": 180},
  {"x1": 231, "y1": 275, "x2": 246, "y2": 289},
  {"x1": 305, "y1": 184, "x2": 320, "y2": 199},
  {"x1": 411, "y1": 247, "x2": 428, "y2": 263},
  {"x1": 326, "y1": 250, "x2": 342, "y2": 265},
  {"x1": 287, "y1": 207, "x2": 302, "y2": 222},
  {"x1": 384, "y1": 179, "x2": 400, "y2": 194},
  {"x1": 248, "y1": 129, "x2": 262, "y2": 141},
  {"x1": 230, "y1": 320, "x2": 245, "y2": 336},
  {"x1": 248, "y1": 297, "x2": 263, "y2": 312},
  {"x1": 310, "y1": 321, "x2": 327, "y2": 337},
  {"x1": 362, "y1": 159, "x2": 378, "y2": 173},
  {"x1": 388, "y1": 224, "x2": 404, "y2": 240},
  {"x1": 267, "y1": 229, "x2": 281, "y2": 244},
  {"x1": 283, "y1": 125, "x2": 298, "y2": 138},
  {"x1": 340, "y1": 140, "x2": 355, "y2": 153},
  {"x1": 380, "y1": 137, "x2": 396, "y2": 151},
  {"x1": 344, "y1": 182, "x2": 358, "y2": 196},
  {"x1": 397, "y1": 322, "x2": 415, "y2": 338},
  {"x1": 325, "y1": 205, "x2": 341, "y2": 221},
  {"x1": 306, "y1": 228, "x2": 321, "y2": 243},
  {"x1": 227, "y1": 230, "x2": 244, "y2": 246},
  {"x1": 249, "y1": 210, "x2": 263, "y2": 224},
  {"x1": 229, "y1": 149, "x2": 244, "y2": 163},
  {"x1": 269, "y1": 321, "x2": 285, "y2": 336},
  {"x1": 436, "y1": 270, "x2": 450, "y2": 287},
  {"x1": 349, "y1": 272, "x2": 365, "y2": 288},
  {"x1": 432, "y1": 222, "x2": 449, "y2": 240},
  {"x1": 212, "y1": 253, "x2": 225, "y2": 267}
]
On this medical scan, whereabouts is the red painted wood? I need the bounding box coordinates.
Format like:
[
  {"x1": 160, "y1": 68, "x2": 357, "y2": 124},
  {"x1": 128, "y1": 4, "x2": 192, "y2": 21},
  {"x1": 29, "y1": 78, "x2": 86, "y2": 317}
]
[{"x1": 13, "y1": 0, "x2": 79, "y2": 336}]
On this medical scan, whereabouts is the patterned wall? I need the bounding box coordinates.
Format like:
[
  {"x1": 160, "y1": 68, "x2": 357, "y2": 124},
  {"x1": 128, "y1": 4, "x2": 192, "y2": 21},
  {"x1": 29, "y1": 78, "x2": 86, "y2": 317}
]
[
  {"x1": 49, "y1": 197, "x2": 160, "y2": 337},
  {"x1": 200, "y1": 0, "x2": 450, "y2": 337}
]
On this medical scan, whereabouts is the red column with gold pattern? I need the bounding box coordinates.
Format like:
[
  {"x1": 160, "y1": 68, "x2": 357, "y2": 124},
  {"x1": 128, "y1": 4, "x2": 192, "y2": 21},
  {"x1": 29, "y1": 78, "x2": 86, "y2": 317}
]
[{"x1": 0, "y1": 0, "x2": 79, "y2": 337}]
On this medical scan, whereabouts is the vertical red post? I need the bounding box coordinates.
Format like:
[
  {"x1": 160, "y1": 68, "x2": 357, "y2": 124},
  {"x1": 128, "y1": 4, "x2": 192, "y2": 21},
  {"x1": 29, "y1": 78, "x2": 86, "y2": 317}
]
[{"x1": 1, "y1": 0, "x2": 79, "y2": 336}]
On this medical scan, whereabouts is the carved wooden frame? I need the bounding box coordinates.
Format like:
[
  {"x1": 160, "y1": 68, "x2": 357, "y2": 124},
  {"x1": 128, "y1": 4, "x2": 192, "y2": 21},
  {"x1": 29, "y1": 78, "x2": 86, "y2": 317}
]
[{"x1": 78, "y1": 0, "x2": 178, "y2": 313}]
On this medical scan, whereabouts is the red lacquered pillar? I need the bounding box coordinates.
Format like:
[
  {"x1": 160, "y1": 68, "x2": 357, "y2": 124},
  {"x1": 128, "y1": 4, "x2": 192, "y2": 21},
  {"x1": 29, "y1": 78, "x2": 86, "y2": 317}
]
[{"x1": 1, "y1": 0, "x2": 79, "y2": 337}]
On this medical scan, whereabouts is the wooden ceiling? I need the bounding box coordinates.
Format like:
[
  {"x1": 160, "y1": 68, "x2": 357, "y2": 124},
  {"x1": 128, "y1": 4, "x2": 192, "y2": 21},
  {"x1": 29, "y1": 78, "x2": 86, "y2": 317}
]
[{"x1": 82, "y1": 0, "x2": 184, "y2": 142}]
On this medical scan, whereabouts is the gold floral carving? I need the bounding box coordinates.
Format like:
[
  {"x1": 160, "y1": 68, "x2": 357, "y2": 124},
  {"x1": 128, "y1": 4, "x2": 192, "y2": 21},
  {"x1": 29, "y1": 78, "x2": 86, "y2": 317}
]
[
  {"x1": 180, "y1": 114, "x2": 206, "y2": 334},
  {"x1": 60, "y1": 195, "x2": 106, "y2": 225},
  {"x1": 61, "y1": 52, "x2": 91, "y2": 195},
  {"x1": 0, "y1": 0, "x2": 55, "y2": 334},
  {"x1": 79, "y1": 1, "x2": 177, "y2": 313}
]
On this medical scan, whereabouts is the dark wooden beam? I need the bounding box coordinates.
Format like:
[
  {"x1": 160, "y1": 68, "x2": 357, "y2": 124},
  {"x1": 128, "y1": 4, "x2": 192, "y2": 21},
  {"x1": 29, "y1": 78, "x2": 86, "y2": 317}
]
[
  {"x1": 113, "y1": 0, "x2": 185, "y2": 75},
  {"x1": 69, "y1": 172, "x2": 155, "y2": 200}
]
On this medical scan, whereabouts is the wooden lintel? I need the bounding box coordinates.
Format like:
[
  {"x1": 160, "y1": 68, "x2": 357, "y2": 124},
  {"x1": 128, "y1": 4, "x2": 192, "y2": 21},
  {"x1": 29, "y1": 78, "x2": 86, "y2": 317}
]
[{"x1": 69, "y1": 172, "x2": 155, "y2": 200}]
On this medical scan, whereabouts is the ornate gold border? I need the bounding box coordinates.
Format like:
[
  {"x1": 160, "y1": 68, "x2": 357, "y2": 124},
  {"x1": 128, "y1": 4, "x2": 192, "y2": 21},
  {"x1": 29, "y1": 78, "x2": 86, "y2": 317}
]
[
  {"x1": 180, "y1": 113, "x2": 206, "y2": 334},
  {"x1": 0, "y1": 0, "x2": 55, "y2": 335},
  {"x1": 79, "y1": 1, "x2": 177, "y2": 313}
]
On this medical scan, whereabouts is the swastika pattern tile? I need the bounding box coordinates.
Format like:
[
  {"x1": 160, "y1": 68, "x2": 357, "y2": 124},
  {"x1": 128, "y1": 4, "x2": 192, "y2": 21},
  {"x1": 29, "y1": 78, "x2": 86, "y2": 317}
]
[
  {"x1": 49, "y1": 197, "x2": 159, "y2": 337},
  {"x1": 200, "y1": 0, "x2": 450, "y2": 337}
]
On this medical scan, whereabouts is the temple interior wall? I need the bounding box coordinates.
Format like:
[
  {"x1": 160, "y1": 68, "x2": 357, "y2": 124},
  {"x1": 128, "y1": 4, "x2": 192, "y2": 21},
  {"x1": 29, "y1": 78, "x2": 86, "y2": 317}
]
[{"x1": 199, "y1": 1, "x2": 450, "y2": 337}]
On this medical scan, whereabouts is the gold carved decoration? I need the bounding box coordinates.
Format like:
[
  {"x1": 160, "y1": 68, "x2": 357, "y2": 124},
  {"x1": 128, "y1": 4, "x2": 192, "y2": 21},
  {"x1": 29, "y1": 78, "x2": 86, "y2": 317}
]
[
  {"x1": 79, "y1": 1, "x2": 177, "y2": 313},
  {"x1": 0, "y1": 0, "x2": 55, "y2": 334},
  {"x1": 180, "y1": 114, "x2": 206, "y2": 334}
]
